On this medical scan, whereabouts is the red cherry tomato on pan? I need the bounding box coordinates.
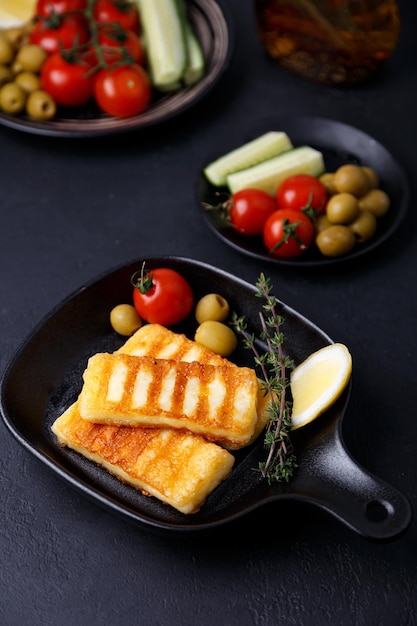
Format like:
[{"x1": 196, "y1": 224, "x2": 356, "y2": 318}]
[
  {"x1": 94, "y1": 64, "x2": 151, "y2": 117},
  {"x1": 30, "y1": 15, "x2": 89, "y2": 54},
  {"x1": 263, "y1": 209, "x2": 315, "y2": 258},
  {"x1": 36, "y1": 0, "x2": 87, "y2": 15},
  {"x1": 97, "y1": 27, "x2": 146, "y2": 66},
  {"x1": 276, "y1": 174, "x2": 328, "y2": 216},
  {"x1": 228, "y1": 188, "x2": 277, "y2": 235},
  {"x1": 131, "y1": 266, "x2": 194, "y2": 327},
  {"x1": 41, "y1": 51, "x2": 95, "y2": 107},
  {"x1": 94, "y1": 0, "x2": 140, "y2": 33}
]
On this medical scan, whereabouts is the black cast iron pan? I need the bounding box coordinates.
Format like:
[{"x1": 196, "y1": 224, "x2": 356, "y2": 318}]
[{"x1": 0, "y1": 257, "x2": 412, "y2": 539}]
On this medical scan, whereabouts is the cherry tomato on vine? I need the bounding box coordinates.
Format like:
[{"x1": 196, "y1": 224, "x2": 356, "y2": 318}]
[
  {"x1": 276, "y1": 174, "x2": 328, "y2": 216},
  {"x1": 30, "y1": 15, "x2": 89, "y2": 54},
  {"x1": 97, "y1": 27, "x2": 146, "y2": 66},
  {"x1": 263, "y1": 209, "x2": 315, "y2": 258},
  {"x1": 228, "y1": 188, "x2": 277, "y2": 235},
  {"x1": 35, "y1": 0, "x2": 87, "y2": 16},
  {"x1": 94, "y1": 0, "x2": 140, "y2": 34},
  {"x1": 40, "y1": 51, "x2": 95, "y2": 107},
  {"x1": 94, "y1": 64, "x2": 151, "y2": 117},
  {"x1": 131, "y1": 266, "x2": 194, "y2": 326}
]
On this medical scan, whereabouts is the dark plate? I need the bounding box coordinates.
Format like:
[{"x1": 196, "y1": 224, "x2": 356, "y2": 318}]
[
  {"x1": 0, "y1": 257, "x2": 411, "y2": 538},
  {"x1": 0, "y1": 0, "x2": 231, "y2": 138},
  {"x1": 197, "y1": 116, "x2": 409, "y2": 267}
]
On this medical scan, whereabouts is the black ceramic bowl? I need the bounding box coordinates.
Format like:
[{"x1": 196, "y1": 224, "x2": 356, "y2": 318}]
[
  {"x1": 0, "y1": 0, "x2": 232, "y2": 137},
  {"x1": 197, "y1": 117, "x2": 409, "y2": 267}
]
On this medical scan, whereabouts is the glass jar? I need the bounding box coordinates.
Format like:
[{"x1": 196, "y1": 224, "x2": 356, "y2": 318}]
[{"x1": 255, "y1": 0, "x2": 401, "y2": 85}]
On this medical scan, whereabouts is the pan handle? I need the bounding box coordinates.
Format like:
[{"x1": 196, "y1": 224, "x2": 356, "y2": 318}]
[{"x1": 293, "y1": 434, "x2": 412, "y2": 540}]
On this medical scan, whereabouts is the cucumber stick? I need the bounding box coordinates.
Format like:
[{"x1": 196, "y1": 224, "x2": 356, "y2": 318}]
[
  {"x1": 204, "y1": 132, "x2": 293, "y2": 187},
  {"x1": 136, "y1": 0, "x2": 187, "y2": 91},
  {"x1": 175, "y1": 0, "x2": 205, "y2": 86},
  {"x1": 227, "y1": 146, "x2": 325, "y2": 196},
  {"x1": 183, "y1": 22, "x2": 205, "y2": 86}
]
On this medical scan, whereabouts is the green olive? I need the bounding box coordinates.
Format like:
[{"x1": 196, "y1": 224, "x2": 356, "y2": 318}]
[
  {"x1": 15, "y1": 71, "x2": 41, "y2": 94},
  {"x1": 25, "y1": 89, "x2": 57, "y2": 120},
  {"x1": 358, "y1": 188, "x2": 390, "y2": 217},
  {"x1": 349, "y1": 210, "x2": 377, "y2": 243},
  {"x1": 0, "y1": 64, "x2": 13, "y2": 88},
  {"x1": 315, "y1": 214, "x2": 332, "y2": 234},
  {"x1": 316, "y1": 225, "x2": 356, "y2": 257},
  {"x1": 14, "y1": 44, "x2": 47, "y2": 73},
  {"x1": 326, "y1": 192, "x2": 359, "y2": 224},
  {"x1": 319, "y1": 172, "x2": 338, "y2": 195},
  {"x1": 110, "y1": 304, "x2": 142, "y2": 336},
  {"x1": 0, "y1": 82, "x2": 26, "y2": 113},
  {"x1": 3, "y1": 26, "x2": 29, "y2": 49},
  {"x1": 194, "y1": 320, "x2": 237, "y2": 357},
  {"x1": 0, "y1": 32, "x2": 14, "y2": 65},
  {"x1": 195, "y1": 293, "x2": 230, "y2": 324},
  {"x1": 334, "y1": 164, "x2": 370, "y2": 196},
  {"x1": 362, "y1": 166, "x2": 379, "y2": 190}
]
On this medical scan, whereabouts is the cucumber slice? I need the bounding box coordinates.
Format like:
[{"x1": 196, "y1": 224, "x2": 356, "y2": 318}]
[
  {"x1": 183, "y1": 23, "x2": 205, "y2": 86},
  {"x1": 204, "y1": 132, "x2": 293, "y2": 187},
  {"x1": 136, "y1": 0, "x2": 187, "y2": 91},
  {"x1": 226, "y1": 146, "x2": 325, "y2": 196}
]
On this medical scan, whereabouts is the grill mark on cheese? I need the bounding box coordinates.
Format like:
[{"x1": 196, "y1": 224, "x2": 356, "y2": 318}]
[{"x1": 79, "y1": 353, "x2": 258, "y2": 445}]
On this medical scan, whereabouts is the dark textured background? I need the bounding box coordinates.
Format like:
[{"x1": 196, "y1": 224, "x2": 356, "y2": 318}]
[{"x1": 1, "y1": 1, "x2": 416, "y2": 624}]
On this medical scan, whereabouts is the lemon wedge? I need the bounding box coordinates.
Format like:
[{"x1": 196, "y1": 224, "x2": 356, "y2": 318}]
[
  {"x1": 290, "y1": 343, "x2": 352, "y2": 430},
  {"x1": 0, "y1": 0, "x2": 36, "y2": 28}
]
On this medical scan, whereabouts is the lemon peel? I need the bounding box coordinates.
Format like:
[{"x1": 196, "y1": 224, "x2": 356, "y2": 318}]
[{"x1": 290, "y1": 343, "x2": 352, "y2": 430}]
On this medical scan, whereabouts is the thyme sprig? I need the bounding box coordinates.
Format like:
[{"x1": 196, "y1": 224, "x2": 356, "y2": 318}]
[{"x1": 231, "y1": 273, "x2": 296, "y2": 484}]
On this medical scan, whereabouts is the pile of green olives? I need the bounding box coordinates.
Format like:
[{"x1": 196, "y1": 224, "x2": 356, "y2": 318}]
[
  {"x1": 316, "y1": 164, "x2": 390, "y2": 257},
  {"x1": 0, "y1": 28, "x2": 56, "y2": 120}
]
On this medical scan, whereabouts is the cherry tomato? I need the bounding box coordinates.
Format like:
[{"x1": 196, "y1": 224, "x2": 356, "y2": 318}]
[
  {"x1": 94, "y1": 64, "x2": 151, "y2": 117},
  {"x1": 97, "y1": 26, "x2": 146, "y2": 66},
  {"x1": 40, "y1": 51, "x2": 95, "y2": 107},
  {"x1": 131, "y1": 266, "x2": 194, "y2": 327},
  {"x1": 30, "y1": 15, "x2": 89, "y2": 54},
  {"x1": 263, "y1": 209, "x2": 315, "y2": 258},
  {"x1": 36, "y1": 0, "x2": 87, "y2": 15},
  {"x1": 276, "y1": 174, "x2": 328, "y2": 216},
  {"x1": 94, "y1": 0, "x2": 140, "y2": 34},
  {"x1": 228, "y1": 188, "x2": 277, "y2": 235}
]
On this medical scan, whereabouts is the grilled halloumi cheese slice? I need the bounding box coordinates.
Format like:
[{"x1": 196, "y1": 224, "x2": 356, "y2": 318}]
[
  {"x1": 118, "y1": 323, "x2": 272, "y2": 444},
  {"x1": 118, "y1": 322, "x2": 231, "y2": 364},
  {"x1": 52, "y1": 403, "x2": 234, "y2": 514},
  {"x1": 78, "y1": 353, "x2": 259, "y2": 447}
]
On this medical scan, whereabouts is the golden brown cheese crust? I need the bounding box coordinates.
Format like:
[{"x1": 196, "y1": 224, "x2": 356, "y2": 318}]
[
  {"x1": 52, "y1": 403, "x2": 234, "y2": 514},
  {"x1": 78, "y1": 353, "x2": 259, "y2": 446}
]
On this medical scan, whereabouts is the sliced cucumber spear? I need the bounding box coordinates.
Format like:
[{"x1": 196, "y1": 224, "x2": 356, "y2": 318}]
[
  {"x1": 174, "y1": 0, "x2": 205, "y2": 87},
  {"x1": 204, "y1": 132, "x2": 293, "y2": 187},
  {"x1": 136, "y1": 0, "x2": 187, "y2": 91},
  {"x1": 183, "y1": 22, "x2": 205, "y2": 86},
  {"x1": 227, "y1": 146, "x2": 326, "y2": 196}
]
